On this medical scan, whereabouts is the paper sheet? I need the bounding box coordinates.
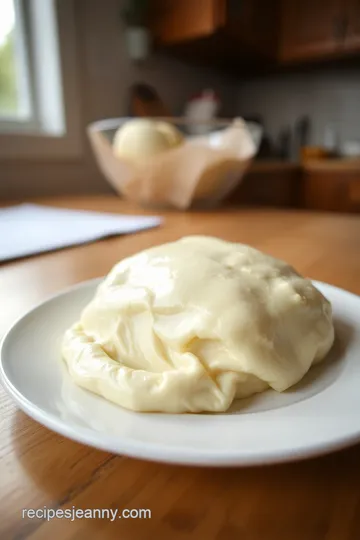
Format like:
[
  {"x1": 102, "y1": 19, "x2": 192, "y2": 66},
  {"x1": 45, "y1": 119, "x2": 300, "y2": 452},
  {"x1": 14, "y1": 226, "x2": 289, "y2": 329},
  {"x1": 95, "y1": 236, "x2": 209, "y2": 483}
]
[{"x1": 0, "y1": 204, "x2": 162, "y2": 262}]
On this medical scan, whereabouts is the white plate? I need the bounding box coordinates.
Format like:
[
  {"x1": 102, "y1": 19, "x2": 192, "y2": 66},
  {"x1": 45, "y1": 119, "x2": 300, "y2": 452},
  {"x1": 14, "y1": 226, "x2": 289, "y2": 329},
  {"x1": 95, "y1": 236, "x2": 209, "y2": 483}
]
[{"x1": 1, "y1": 279, "x2": 359, "y2": 466}]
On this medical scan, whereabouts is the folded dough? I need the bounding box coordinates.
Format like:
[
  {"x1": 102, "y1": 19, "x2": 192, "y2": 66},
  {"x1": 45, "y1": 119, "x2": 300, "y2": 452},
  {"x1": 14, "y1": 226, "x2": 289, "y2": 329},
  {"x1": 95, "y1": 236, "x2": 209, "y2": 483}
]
[{"x1": 62, "y1": 236, "x2": 334, "y2": 413}]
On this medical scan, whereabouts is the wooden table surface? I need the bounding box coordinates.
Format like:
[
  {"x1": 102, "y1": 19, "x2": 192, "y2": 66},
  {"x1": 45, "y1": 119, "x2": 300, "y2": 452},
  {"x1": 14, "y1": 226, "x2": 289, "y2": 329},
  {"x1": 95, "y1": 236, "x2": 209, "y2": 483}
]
[{"x1": 1, "y1": 196, "x2": 360, "y2": 540}]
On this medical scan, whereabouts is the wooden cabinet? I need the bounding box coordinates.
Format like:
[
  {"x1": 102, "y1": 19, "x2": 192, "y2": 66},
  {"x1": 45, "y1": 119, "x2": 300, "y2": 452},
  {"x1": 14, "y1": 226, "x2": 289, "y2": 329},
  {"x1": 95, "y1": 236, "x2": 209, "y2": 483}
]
[
  {"x1": 303, "y1": 162, "x2": 360, "y2": 213},
  {"x1": 150, "y1": 0, "x2": 279, "y2": 67},
  {"x1": 229, "y1": 160, "x2": 360, "y2": 212},
  {"x1": 150, "y1": 0, "x2": 223, "y2": 44},
  {"x1": 348, "y1": 179, "x2": 360, "y2": 209},
  {"x1": 280, "y1": 0, "x2": 360, "y2": 63},
  {"x1": 228, "y1": 162, "x2": 301, "y2": 208},
  {"x1": 151, "y1": 0, "x2": 360, "y2": 69},
  {"x1": 279, "y1": 0, "x2": 343, "y2": 62},
  {"x1": 225, "y1": 0, "x2": 278, "y2": 58},
  {"x1": 215, "y1": 159, "x2": 360, "y2": 212},
  {"x1": 344, "y1": 0, "x2": 360, "y2": 52}
]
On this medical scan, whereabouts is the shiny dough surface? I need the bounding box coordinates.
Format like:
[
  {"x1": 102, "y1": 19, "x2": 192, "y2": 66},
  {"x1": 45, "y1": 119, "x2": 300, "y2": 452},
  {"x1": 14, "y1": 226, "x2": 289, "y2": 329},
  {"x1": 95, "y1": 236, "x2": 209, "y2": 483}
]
[{"x1": 62, "y1": 236, "x2": 334, "y2": 413}]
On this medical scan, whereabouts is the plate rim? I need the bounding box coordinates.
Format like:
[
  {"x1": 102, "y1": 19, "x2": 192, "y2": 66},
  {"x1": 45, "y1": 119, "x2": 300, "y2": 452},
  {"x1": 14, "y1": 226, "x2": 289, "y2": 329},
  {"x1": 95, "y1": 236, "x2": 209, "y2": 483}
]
[{"x1": 1, "y1": 279, "x2": 359, "y2": 467}]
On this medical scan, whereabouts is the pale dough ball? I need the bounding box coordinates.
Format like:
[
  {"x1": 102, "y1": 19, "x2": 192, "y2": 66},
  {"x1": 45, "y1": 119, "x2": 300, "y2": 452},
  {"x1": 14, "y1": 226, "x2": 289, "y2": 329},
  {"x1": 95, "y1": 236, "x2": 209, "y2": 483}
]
[
  {"x1": 62, "y1": 236, "x2": 334, "y2": 413},
  {"x1": 112, "y1": 118, "x2": 184, "y2": 162}
]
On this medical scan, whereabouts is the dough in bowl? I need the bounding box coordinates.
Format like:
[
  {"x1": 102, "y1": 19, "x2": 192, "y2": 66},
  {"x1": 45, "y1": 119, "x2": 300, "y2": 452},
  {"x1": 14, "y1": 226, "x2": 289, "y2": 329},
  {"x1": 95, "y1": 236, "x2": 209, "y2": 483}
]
[
  {"x1": 62, "y1": 236, "x2": 334, "y2": 413},
  {"x1": 112, "y1": 118, "x2": 184, "y2": 162}
]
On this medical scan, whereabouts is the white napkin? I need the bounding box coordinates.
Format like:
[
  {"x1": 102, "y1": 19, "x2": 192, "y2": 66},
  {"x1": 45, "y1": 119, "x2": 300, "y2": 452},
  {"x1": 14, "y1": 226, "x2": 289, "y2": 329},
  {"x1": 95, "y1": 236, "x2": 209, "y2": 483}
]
[{"x1": 0, "y1": 204, "x2": 163, "y2": 262}]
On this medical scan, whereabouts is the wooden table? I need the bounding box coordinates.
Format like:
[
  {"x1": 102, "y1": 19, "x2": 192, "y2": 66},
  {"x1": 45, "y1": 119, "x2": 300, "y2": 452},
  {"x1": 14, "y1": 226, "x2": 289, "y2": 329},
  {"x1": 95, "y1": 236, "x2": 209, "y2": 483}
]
[{"x1": 1, "y1": 196, "x2": 360, "y2": 540}]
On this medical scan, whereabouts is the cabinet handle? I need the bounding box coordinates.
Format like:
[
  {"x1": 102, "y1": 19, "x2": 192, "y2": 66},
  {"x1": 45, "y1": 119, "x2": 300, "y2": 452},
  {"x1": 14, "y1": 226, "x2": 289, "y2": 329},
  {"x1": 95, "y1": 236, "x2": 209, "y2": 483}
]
[{"x1": 333, "y1": 15, "x2": 348, "y2": 42}]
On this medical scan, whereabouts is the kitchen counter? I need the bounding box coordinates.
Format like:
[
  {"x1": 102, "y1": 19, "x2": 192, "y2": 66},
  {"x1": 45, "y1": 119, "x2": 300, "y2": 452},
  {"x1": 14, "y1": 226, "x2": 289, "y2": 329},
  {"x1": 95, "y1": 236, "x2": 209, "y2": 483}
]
[
  {"x1": 251, "y1": 160, "x2": 300, "y2": 172},
  {"x1": 246, "y1": 159, "x2": 360, "y2": 212},
  {"x1": 252, "y1": 158, "x2": 360, "y2": 173},
  {"x1": 1, "y1": 195, "x2": 360, "y2": 539},
  {"x1": 302, "y1": 158, "x2": 360, "y2": 171},
  {"x1": 233, "y1": 161, "x2": 302, "y2": 208}
]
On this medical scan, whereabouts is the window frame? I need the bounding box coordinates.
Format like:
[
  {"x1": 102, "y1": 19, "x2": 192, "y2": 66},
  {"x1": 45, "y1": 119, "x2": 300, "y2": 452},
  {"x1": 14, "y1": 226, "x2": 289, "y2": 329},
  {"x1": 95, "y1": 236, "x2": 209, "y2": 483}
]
[
  {"x1": 0, "y1": 0, "x2": 37, "y2": 129},
  {"x1": 0, "y1": 0, "x2": 83, "y2": 159}
]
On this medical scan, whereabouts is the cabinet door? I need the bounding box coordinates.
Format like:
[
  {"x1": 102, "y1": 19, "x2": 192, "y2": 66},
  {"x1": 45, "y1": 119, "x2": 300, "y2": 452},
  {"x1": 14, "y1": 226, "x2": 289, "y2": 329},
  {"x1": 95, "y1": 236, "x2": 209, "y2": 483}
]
[
  {"x1": 150, "y1": 0, "x2": 223, "y2": 44},
  {"x1": 279, "y1": 0, "x2": 343, "y2": 62},
  {"x1": 225, "y1": 0, "x2": 279, "y2": 58},
  {"x1": 344, "y1": 0, "x2": 360, "y2": 51},
  {"x1": 348, "y1": 179, "x2": 360, "y2": 210},
  {"x1": 304, "y1": 169, "x2": 360, "y2": 212}
]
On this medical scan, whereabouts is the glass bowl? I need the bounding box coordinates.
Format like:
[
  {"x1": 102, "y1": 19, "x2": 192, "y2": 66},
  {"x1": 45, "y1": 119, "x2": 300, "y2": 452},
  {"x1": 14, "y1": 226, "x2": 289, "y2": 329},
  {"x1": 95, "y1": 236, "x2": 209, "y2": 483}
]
[{"x1": 87, "y1": 117, "x2": 262, "y2": 210}]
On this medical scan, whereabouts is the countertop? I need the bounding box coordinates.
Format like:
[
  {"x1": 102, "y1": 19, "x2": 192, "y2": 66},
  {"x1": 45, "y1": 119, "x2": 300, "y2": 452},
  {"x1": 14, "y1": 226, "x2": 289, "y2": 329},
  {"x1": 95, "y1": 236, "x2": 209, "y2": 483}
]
[
  {"x1": 250, "y1": 160, "x2": 300, "y2": 172},
  {"x1": 302, "y1": 158, "x2": 360, "y2": 172},
  {"x1": 252, "y1": 158, "x2": 360, "y2": 173},
  {"x1": 1, "y1": 196, "x2": 360, "y2": 539}
]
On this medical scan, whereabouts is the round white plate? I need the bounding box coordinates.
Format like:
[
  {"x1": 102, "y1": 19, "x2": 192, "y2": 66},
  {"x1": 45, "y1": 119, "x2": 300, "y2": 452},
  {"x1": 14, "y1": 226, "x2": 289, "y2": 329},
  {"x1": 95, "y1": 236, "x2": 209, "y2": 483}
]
[{"x1": 1, "y1": 279, "x2": 359, "y2": 466}]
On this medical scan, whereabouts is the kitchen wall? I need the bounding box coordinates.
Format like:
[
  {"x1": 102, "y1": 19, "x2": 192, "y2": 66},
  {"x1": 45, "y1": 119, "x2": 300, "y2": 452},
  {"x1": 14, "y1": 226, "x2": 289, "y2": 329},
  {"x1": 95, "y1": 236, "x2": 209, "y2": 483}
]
[
  {"x1": 80, "y1": 0, "x2": 238, "y2": 121},
  {"x1": 237, "y1": 68, "x2": 360, "y2": 153},
  {"x1": 0, "y1": 0, "x2": 237, "y2": 200}
]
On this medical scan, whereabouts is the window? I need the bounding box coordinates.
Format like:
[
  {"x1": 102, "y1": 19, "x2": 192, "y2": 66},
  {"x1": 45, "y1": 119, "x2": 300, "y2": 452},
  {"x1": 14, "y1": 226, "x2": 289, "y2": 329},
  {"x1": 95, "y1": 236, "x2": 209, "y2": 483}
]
[
  {"x1": 0, "y1": 0, "x2": 82, "y2": 158},
  {"x1": 0, "y1": 0, "x2": 30, "y2": 120},
  {"x1": 0, "y1": 0, "x2": 65, "y2": 134}
]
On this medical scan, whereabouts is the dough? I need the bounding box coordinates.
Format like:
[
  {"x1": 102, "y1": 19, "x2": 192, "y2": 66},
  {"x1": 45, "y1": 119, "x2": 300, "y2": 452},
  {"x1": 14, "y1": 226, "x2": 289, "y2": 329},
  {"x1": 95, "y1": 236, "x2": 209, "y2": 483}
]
[
  {"x1": 113, "y1": 118, "x2": 184, "y2": 162},
  {"x1": 62, "y1": 236, "x2": 334, "y2": 413}
]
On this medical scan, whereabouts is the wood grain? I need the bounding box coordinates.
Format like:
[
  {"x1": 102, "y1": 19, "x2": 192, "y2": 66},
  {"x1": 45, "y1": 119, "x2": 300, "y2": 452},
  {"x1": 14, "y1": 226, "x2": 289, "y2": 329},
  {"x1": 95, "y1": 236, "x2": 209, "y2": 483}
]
[
  {"x1": 302, "y1": 159, "x2": 360, "y2": 172},
  {"x1": 231, "y1": 163, "x2": 301, "y2": 208},
  {"x1": 303, "y1": 169, "x2": 360, "y2": 212},
  {"x1": 150, "y1": 0, "x2": 219, "y2": 45},
  {"x1": 344, "y1": 0, "x2": 360, "y2": 52},
  {"x1": 1, "y1": 196, "x2": 360, "y2": 540},
  {"x1": 279, "y1": 0, "x2": 342, "y2": 62}
]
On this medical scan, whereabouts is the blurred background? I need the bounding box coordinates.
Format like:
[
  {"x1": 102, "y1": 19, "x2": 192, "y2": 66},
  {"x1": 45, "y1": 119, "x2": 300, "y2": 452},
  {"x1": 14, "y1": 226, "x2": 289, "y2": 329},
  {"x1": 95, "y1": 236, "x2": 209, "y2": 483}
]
[{"x1": 1, "y1": 0, "x2": 360, "y2": 212}]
